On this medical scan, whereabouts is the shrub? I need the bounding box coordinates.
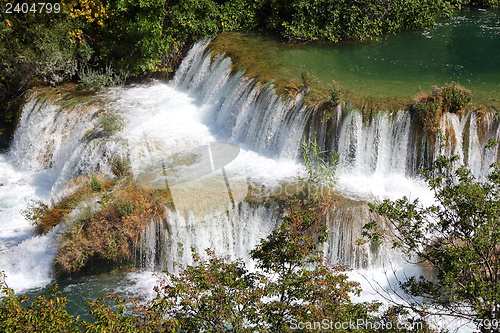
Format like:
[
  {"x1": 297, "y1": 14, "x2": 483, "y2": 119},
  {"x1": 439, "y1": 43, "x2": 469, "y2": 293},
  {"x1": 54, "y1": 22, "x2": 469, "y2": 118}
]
[
  {"x1": 78, "y1": 65, "x2": 128, "y2": 91},
  {"x1": 271, "y1": 0, "x2": 448, "y2": 42},
  {"x1": 76, "y1": 204, "x2": 96, "y2": 223},
  {"x1": 299, "y1": 139, "x2": 339, "y2": 200},
  {"x1": 111, "y1": 156, "x2": 132, "y2": 179},
  {"x1": 432, "y1": 81, "x2": 472, "y2": 113},
  {"x1": 328, "y1": 81, "x2": 344, "y2": 107},
  {"x1": 366, "y1": 154, "x2": 500, "y2": 331},
  {"x1": 318, "y1": 81, "x2": 345, "y2": 121},
  {"x1": 0, "y1": 275, "x2": 80, "y2": 333},
  {"x1": 90, "y1": 176, "x2": 102, "y2": 192},
  {"x1": 22, "y1": 199, "x2": 49, "y2": 227},
  {"x1": 413, "y1": 82, "x2": 472, "y2": 140},
  {"x1": 117, "y1": 201, "x2": 134, "y2": 217},
  {"x1": 413, "y1": 93, "x2": 443, "y2": 137}
]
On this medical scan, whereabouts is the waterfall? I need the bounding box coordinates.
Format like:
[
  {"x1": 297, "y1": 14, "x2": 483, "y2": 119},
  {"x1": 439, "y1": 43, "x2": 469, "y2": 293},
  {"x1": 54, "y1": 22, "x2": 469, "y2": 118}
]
[
  {"x1": 0, "y1": 152, "x2": 56, "y2": 291},
  {"x1": 323, "y1": 196, "x2": 395, "y2": 268},
  {"x1": 0, "y1": 59, "x2": 302, "y2": 291},
  {"x1": 175, "y1": 42, "x2": 500, "y2": 181},
  {"x1": 148, "y1": 202, "x2": 280, "y2": 272},
  {"x1": 8, "y1": 91, "x2": 128, "y2": 196},
  {"x1": 134, "y1": 203, "x2": 280, "y2": 272},
  {"x1": 1, "y1": 40, "x2": 499, "y2": 293},
  {"x1": 442, "y1": 111, "x2": 500, "y2": 181},
  {"x1": 173, "y1": 42, "x2": 310, "y2": 159},
  {"x1": 333, "y1": 111, "x2": 413, "y2": 176}
]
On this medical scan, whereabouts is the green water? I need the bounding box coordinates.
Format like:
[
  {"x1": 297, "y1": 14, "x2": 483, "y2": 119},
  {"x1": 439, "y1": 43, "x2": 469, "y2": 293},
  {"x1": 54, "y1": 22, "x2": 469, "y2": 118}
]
[
  {"x1": 257, "y1": 9, "x2": 500, "y2": 102},
  {"x1": 23, "y1": 270, "x2": 156, "y2": 322}
]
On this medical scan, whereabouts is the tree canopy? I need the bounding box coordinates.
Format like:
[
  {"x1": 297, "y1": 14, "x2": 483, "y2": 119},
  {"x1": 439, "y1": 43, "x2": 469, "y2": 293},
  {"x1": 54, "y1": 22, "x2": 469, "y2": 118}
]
[{"x1": 367, "y1": 154, "x2": 500, "y2": 332}]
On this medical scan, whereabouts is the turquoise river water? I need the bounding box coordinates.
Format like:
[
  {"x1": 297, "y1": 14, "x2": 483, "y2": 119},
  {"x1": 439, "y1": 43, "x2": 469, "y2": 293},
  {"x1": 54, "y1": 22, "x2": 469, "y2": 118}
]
[{"x1": 251, "y1": 8, "x2": 500, "y2": 102}]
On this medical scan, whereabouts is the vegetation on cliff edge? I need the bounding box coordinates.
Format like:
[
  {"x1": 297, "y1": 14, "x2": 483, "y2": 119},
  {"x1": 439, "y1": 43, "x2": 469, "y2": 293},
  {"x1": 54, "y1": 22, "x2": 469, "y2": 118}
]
[{"x1": 23, "y1": 158, "x2": 173, "y2": 276}]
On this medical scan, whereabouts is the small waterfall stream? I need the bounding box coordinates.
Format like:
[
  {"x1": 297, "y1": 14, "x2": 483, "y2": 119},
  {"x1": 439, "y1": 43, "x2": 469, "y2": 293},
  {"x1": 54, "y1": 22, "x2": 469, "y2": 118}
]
[
  {"x1": 141, "y1": 203, "x2": 280, "y2": 273},
  {"x1": 0, "y1": 40, "x2": 498, "y2": 296}
]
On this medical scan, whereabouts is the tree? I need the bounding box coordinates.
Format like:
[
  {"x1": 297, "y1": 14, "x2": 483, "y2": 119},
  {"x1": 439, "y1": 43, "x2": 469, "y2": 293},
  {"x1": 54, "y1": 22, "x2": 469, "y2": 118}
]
[
  {"x1": 0, "y1": 272, "x2": 79, "y2": 333},
  {"x1": 152, "y1": 249, "x2": 264, "y2": 332},
  {"x1": 367, "y1": 155, "x2": 500, "y2": 332}
]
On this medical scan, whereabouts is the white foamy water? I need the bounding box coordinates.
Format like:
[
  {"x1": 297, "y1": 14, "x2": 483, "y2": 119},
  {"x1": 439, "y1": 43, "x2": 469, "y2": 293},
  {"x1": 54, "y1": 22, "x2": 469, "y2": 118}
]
[
  {"x1": 0, "y1": 154, "x2": 56, "y2": 291},
  {"x1": 0, "y1": 80, "x2": 305, "y2": 293},
  {"x1": 107, "y1": 83, "x2": 302, "y2": 188},
  {"x1": 337, "y1": 172, "x2": 435, "y2": 206}
]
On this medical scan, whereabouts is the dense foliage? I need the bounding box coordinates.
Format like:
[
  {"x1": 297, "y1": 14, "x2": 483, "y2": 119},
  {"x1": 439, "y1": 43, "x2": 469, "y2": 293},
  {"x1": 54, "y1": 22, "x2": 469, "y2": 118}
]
[
  {"x1": 263, "y1": 0, "x2": 445, "y2": 42},
  {"x1": 413, "y1": 82, "x2": 472, "y2": 141},
  {"x1": 366, "y1": 155, "x2": 500, "y2": 332},
  {"x1": 448, "y1": 0, "x2": 500, "y2": 7}
]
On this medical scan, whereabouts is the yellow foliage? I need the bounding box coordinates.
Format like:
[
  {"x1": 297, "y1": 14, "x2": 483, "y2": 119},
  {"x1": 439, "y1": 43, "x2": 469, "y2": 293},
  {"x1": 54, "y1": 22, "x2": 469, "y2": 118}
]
[
  {"x1": 62, "y1": 0, "x2": 108, "y2": 44},
  {"x1": 62, "y1": 0, "x2": 109, "y2": 26},
  {"x1": 68, "y1": 29, "x2": 83, "y2": 44}
]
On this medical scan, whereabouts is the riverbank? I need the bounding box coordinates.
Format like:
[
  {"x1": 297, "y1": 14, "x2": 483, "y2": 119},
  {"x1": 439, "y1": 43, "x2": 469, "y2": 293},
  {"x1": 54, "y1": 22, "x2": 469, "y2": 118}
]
[{"x1": 209, "y1": 7, "x2": 500, "y2": 109}]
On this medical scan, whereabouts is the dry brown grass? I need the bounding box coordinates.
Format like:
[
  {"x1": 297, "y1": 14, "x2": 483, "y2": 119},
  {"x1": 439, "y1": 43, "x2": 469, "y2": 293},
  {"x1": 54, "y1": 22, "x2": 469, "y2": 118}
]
[
  {"x1": 55, "y1": 177, "x2": 172, "y2": 275},
  {"x1": 26, "y1": 174, "x2": 173, "y2": 276}
]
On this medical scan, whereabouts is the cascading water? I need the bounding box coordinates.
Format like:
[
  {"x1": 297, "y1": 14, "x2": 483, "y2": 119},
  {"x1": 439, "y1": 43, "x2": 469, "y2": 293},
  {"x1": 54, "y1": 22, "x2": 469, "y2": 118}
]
[
  {"x1": 0, "y1": 44, "x2": 304, "y2": 292},
  {"x1": 152, "y1": 202, "x2": 280, "y2": 273},
  {"x1": 0, "y1": 93, "x2": 114, "y2": 291},
  {"x1": 0, "y1": 39, "x2": 498, "y2": 307},
  {"x1": 0, "y1": 154, "x2": 55, "y2": 290},
  {"x1": 175, "y1": 40, "x2": 310, "y2": 159},
  {"x1": 178, "y1": 42, "x2": 499, "y2": 199}
]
